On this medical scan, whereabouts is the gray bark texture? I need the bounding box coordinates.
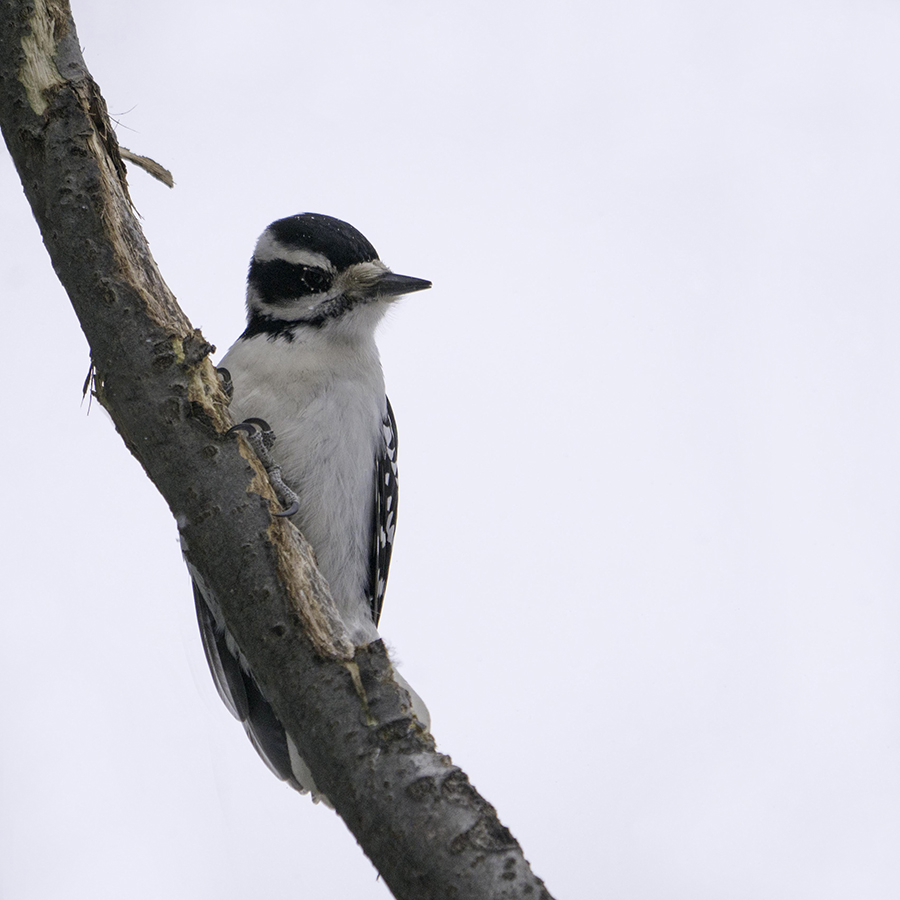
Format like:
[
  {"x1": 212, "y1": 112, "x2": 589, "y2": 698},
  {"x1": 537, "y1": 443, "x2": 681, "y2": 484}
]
[{"x1": 0, "y1": 2, "x2": 554, "y2": 898}]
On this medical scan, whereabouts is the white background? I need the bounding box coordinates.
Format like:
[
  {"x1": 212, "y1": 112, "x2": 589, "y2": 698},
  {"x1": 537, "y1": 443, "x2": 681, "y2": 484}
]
[{"x1": 2, "y1": 1, "x2": 899, "y2": 897}]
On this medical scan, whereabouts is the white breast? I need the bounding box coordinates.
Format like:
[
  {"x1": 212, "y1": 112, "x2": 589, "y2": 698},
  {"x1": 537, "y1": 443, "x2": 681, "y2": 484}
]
[{"x1": 220, "y1": 328, "x2": 385, "y2": 644}]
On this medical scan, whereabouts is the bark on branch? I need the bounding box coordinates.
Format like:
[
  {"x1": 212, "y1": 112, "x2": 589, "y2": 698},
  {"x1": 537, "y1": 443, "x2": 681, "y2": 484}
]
[{"x1": 0, "y1": 2, "x2": 553, "y2": 898}]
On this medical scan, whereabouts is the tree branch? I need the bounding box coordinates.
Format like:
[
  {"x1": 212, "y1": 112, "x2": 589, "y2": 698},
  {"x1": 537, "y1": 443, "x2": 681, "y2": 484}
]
[{"x1": 0, "y1": 2, "x2": 553, "y2": 897}]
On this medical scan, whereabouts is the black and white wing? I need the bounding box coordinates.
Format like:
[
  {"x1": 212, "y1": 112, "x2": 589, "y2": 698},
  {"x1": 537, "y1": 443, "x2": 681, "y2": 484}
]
[
  {"x1": 193, "y1": 583, "x2": 315, "y2": 795},
  {"x1": 370, "y1": 396, "x2": 399, "y2": 626}
]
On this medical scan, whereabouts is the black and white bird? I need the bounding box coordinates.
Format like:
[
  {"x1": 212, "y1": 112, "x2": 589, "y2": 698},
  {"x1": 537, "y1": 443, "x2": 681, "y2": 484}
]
[{"x1": 193, "y1": 213, "x2": 431, "y2": 799}]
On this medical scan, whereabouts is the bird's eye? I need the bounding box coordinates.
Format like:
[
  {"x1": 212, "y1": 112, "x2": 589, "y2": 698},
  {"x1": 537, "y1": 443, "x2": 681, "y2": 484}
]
[{"x1": 249, "y1": 258, "x2": 333, "y2": 305}]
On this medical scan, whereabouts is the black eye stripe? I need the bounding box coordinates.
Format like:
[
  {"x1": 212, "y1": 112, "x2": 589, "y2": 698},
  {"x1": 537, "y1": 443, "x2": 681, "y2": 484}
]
[{"x1": 248, "y1": 258, "x2": 332, "y2": 305}]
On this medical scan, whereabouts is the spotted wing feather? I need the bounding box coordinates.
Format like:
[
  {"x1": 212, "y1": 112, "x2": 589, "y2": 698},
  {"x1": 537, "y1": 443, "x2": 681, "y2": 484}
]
[{"x1": 370, "y1": 396, "x2": 399, "y2": 625}]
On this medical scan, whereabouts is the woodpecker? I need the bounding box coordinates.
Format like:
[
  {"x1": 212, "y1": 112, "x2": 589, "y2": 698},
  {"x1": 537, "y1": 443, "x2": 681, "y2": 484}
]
[{"x1": 193, "y1": 213, "x2": 431, "y2": 799}]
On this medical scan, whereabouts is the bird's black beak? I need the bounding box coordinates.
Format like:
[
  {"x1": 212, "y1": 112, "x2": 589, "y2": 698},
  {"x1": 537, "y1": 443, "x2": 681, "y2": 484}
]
[{"x1": 375, "y1": 272, "x2": 432, "y2": 297}]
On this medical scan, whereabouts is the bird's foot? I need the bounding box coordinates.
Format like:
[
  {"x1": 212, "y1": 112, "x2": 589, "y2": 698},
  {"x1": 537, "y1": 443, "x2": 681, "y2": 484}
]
[
  {"x1": 227, "y1": 418, "x2": 299, "y2": 517},
  {"x1": 217, "y1": 366, "x2": 234, "y2": 400}
]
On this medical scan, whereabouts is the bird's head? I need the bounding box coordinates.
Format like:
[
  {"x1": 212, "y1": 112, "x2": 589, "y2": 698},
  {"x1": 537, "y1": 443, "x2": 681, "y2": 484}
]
[{"x1": 244, "y1": 213, "x2": 431, "y2": 339}]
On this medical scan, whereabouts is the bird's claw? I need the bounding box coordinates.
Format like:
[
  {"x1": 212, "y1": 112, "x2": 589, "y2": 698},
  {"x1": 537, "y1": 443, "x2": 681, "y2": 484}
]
[
  {"x1": 228, "y1": 417, "x2": 299, "y2": 517},
  {"x1": 227, "y1": 421, "x2": 257, "y2": 437},
  {"x1": 217, "y1": 366, "x2": 234, "y2": 400},
  {"x1": 273, "y1": 499, "x2": 300, "y2": 518},
  {"x1": 227, "y1": 417, "x2": 275, "y2": 449}
]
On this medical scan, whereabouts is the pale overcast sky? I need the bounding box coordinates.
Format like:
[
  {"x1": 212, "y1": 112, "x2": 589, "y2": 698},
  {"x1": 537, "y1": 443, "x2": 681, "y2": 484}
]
[{"x1": 2, "y1": 1, "x2": 900, "y2": 898}]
